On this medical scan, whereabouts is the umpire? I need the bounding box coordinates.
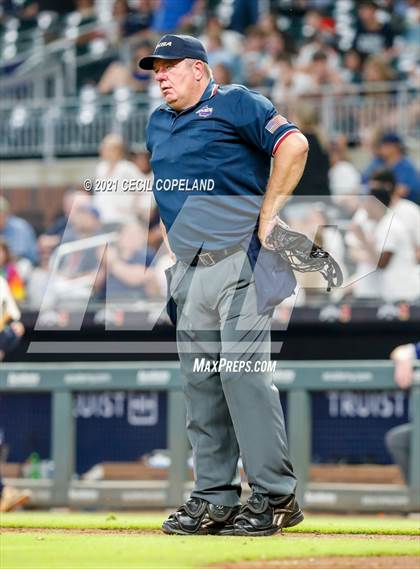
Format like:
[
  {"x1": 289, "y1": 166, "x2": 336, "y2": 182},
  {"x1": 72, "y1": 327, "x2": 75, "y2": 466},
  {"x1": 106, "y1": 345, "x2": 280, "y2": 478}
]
[{"x1": 140, "y1": 35, "x2": 309, "y2": 536}]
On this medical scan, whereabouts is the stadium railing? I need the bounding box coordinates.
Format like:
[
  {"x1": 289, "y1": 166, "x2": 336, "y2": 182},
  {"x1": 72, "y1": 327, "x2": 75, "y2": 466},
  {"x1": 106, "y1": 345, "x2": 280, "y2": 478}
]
[
  {"x1": 49, "y1": 231, "x2": 118, "y2": 272},
  {"x1": 0, "y1": 82, "x2": 417, "y2": 159},
  {"x1": 0, "y1": 360, "x2": 419, "y2": 512},
  {"x1": 0, "y1": 19, "x2": 120, "y2": 102}
]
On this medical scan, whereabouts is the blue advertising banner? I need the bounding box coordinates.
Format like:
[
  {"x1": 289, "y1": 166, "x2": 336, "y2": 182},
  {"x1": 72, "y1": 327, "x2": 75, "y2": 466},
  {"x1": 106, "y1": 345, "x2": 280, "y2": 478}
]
[{"x1": 0, "y1": 390, "x2": 409, "y2": 474}]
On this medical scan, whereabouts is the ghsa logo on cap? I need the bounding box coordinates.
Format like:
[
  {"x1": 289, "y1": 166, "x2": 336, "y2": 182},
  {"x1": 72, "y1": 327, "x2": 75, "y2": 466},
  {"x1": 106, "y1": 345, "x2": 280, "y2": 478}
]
[
  {"x1": 156, "y1": 41, "x2": 172, "y2": 49},
  {"x1": 139, "y1": 34, "x2": 208, "y2": 70}
]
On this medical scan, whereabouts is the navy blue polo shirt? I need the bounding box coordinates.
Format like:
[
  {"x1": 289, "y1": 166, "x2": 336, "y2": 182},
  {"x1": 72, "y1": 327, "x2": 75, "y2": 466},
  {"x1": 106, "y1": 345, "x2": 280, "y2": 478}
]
[{"x1": 146, "y1": 80, "x2": 301, "y2": 260}]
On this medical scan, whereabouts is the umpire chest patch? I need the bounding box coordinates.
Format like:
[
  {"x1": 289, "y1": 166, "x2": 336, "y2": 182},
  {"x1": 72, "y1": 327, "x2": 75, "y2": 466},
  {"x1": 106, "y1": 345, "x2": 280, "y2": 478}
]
[{"x1": 196, "y1": 105, "x2": 213, "y2": 118}]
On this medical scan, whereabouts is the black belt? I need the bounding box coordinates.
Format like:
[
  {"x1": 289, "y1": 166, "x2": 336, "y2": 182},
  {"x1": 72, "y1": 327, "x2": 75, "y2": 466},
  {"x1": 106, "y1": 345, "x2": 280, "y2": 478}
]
[{"x1": 190, "y1": 244, "x2": 243, "y2": 267}]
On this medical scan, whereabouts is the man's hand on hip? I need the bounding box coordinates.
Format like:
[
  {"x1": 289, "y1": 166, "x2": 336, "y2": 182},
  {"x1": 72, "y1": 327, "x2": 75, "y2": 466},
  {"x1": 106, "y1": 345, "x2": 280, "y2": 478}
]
[{"x1": 258, "y1": 216, "x2": 278, "y2": 250}]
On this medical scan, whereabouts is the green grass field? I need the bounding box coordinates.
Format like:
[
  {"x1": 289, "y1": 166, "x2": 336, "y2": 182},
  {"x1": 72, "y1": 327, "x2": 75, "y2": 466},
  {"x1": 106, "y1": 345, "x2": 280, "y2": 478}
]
[{"x1": 1, "y1": 512, "x2": 419, "y2": 569}]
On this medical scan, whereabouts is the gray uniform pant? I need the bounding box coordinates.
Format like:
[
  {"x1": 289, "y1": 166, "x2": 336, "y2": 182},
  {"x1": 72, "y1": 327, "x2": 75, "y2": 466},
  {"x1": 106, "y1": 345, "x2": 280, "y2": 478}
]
[
  {"x1": 385, "y1": 422, "x2": 412, "y2": 484},
  {"x1": 169, "y1": 249, "x2": 296, "y2": 507}
]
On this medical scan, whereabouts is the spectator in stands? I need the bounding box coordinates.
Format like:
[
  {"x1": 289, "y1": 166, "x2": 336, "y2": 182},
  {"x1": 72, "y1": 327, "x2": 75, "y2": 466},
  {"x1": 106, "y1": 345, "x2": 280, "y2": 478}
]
[
  {"x1": 271, "y1": 53, "x2": 314, "y2": 107},
  {"x1": 226, "y1": 0, "x2": 259, "y2": 34},
  {"x1": 59, "y1": 204, "x2": 103, "y2": 276},
  {"x1": 362, "y1": 132, "x2": 420, "y2": 204},
  {"x1": 130, "y1": 145, "x2": 152, "y2": 180},
  {"x1": 74, "y1": 0, "x2": 95, "y2": 20},
  {"x1": 341, "y1": 49, "x2": 363, "y2": 84},
  {"x1": 37, "y1": 189, "x2": 91, "y2": 254},
  {"x1": 0, "y1": 240, "x2": 25, "y2": 301},
  {"x1": 152, "y1": 0, "x2": 200, "y2": 33},
  {"x1": 0, "y1": 278, "x2": 31, "y2": 509},
  {"x1": 0, "y1": 275, "x2": 25, "y2": 361},
  {"x1": 352, "y1": 0, "x2": 396, "y2": 61},
  {"x1": 202, "y1": 29, "x2": 242, "y2": 83},
  {"x1": 26, "y1": 245, "x2": 52, "y2": 310},
  {"x1": 0, "y1": 196, "x2": 38, "y2": 277},
  {"x1": 0, "y1": 420, "x2": 31, "y2": 514},
  {"x1": 385, "y1": 342, "x2": 419, "y2": 485},
  {"x1": 97, "y1": 222, "x2": 158, "y2": 301},
  {"x1": 345, "y1": 203, "x2": 379, "y2": 301},
  {"x1": 402, "y1": 0, "x2": 420, "y2": 50},
  {"x1": 111, "y1": 0, "x2": 154, "y2": 41},
  {"x1": 71, "y1": 0, "x2": 98, "y2": 57},
  {"x1": 16, "y1": 1, "x2": 39, "y2": 30},
  {"x1": 300, "y1": 8, "x2": 336, "y2": 43},
  {"x1": 257, "y1": 12, "x2": 279, "y2": 36},
  {"x1": 328, "y1": 137, "x2": 362, "y2": 196},
  {"x1": 98, "y1": 41, "x2": 154, "y2": 94},
  {"x1": 357, "y1": 186, "x2": 419, "y2": 302},
  {"x1": 295, "y1": 32, "x2": 340, "y2": 72},
  {"x1": 33, "y1": 204, "x2": 104, "y2": 309},
  {"x1": 0, "y1": 483, "x2": 31, "y2": 513},
  {"x1": 306, "y1": 50, "x2": 343, "y2": 92},
  {"x1": 292, "y1": 104, "x2": 330, "y2": 197},
  {"x1": 377, "y1": 133, "x2": 420, "y2": 204},
  {"x1": 361, "y1": 127, "x2": 385, "y2": 186},
  {"x1": 369, "y1": 169, "x2": 420, "y2": 261},
  {"x1": 29, "y1": 191, "x2": 94, "y2": 309},
  {"x1": 265, "y1": 30, "x2": 291, "y2": 61},
  {"x1": 213, "y1": 62, "x2": 232, "y2": 85},
  {"x1": 199, "y1": 14, "x2": 243, "y2": 62},
  {"x1": 129, "y1": 146, "x2": 156, "y2": 226},
  {"x1": 242, "y1": 26, "x2": 272, "y2": 89},
  {"x1": 362, "y1": 55, "x2": 395, "y2": 83},
  {"x1": 129, "y1": 145, "x2": 160, "y2": 249},
  {"x1": 0, "y1": 273, "x2": 24, "y2": 357},
  {"x1": 93, "y1": 133, "x2": 151, "y2": 227}
]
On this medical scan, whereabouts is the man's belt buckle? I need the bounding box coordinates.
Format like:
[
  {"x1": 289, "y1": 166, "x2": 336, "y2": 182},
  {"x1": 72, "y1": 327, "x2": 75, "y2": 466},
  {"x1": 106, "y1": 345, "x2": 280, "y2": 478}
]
[{"x1": 198, "y1": 252, "x2": 216, "y2": 266}]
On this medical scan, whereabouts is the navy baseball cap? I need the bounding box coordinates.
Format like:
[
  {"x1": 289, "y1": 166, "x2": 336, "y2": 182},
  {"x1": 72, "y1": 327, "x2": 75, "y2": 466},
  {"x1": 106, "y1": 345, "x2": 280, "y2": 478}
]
[
  {"x1": 380, "y1": 132, "x2": 403, "y2": 145},
  {"x1": 138, "y1": 34, "x2": 208, "y2": 70}
]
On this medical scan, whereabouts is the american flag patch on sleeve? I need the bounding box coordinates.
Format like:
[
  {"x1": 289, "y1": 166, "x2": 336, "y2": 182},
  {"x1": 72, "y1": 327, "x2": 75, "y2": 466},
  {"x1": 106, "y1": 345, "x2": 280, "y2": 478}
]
[{"x1": 265, "y1": 114, "x2": 289, "y2": 134}]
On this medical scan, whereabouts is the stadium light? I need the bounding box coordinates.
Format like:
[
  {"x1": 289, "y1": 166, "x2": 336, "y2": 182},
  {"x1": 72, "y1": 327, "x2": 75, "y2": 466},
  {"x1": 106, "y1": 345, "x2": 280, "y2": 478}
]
[
  {"x1": 114, "y1": 87, "x2": 131, "y2": 102},
  {"x1": 65, "y1": 27, "x2": 79, "y2": 40},
  {"x1": 115, "y1": 103, "x2": 132, "y2": 122},
  {"x1": 66, "y1": 12, "x2": 82, "y2": 27},
  {"x1": 3, "y1": 45, "x2": 17, "y2": 60},
  {"x1": 78, "y1": 107, "x2": 95, "y2": 125},
  {"x1": 80, "y1": 85, "x2": 97, "y2": 104},
  {"x1": 89, "y1": 39, "x2": 107, "y2": 56},
  {"x1": 10, "y1": 106, "x2": 27, "y2": 129},
  {"x1": 4, "y1": 30, "x2": 18, "y2": 43},
  {"x1": 38, "y1": 12, "x2": 57, "y2": 31},
  {"x1": 78, "y1": 85, "x2": 97, "y2": 125}
]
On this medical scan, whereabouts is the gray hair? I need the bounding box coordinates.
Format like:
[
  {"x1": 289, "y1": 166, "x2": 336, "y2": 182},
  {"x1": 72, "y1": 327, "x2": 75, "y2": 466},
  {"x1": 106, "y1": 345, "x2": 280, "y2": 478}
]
[
  {"x1": 187, "y1": 59, "x2": 213, "y2": 80},
  {"x1": 203, "y1": 63, "x2": 213, "y2": 79}
]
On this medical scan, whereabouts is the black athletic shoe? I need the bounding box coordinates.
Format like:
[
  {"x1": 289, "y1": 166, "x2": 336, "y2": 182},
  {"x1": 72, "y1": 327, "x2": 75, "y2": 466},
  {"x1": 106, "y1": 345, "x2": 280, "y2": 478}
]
[
  {"x1": 205, "y1": 503, "x2": 241, "y2": 535},
  {"x1": 219, "y1": 493, "x2": 304, "y2": 537},
  {"x1": 162, "y1": 497, "x2": 241, "y2": 536},
  {"x1": 270, "y1": 494, "x2": 304, "y2": 529}
]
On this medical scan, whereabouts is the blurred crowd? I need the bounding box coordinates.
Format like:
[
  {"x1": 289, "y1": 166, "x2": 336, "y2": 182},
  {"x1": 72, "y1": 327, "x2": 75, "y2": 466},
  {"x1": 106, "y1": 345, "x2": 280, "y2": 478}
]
[
  {"x1": 0, "y1": 0, "x2": 419, "y2": 314},
  {"x1": 0, "y1": 125, "x2": 419, "y2": 313},
  {"x1": 1, "y1": 1, "x2": 419, "y2": 98}
]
